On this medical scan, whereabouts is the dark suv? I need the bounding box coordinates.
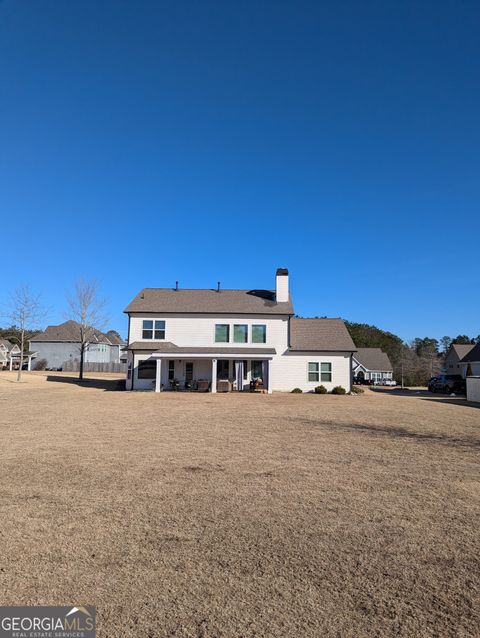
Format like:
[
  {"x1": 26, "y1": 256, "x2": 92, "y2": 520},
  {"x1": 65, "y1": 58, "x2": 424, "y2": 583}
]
[{"x1": 428, "y1": 374, "x2": 466, "y2": 394}]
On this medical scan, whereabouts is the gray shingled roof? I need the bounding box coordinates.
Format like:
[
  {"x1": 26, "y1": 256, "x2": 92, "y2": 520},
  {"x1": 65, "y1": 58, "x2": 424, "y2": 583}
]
[
  {"x1": 460, "y1": 342, "x2": 480, "y2": 363},
  {"x1": 105, "y1": 330, "x2": 126, "y2": 345},
  {"x1": 450, "y1": 343, "x2": 475, "y2": 359},
  {"x1": 30, "y1": 320, "x2": 111, "y2": 343},
  {"x1": 126, "y1": 341, "x2": 276, "y2": 355},
  {"x1": 0, "y1": 339, "x2": 16, "y2": 351},
  {"x1": 124, "y1": 288, "x2": 294, "y2": 315},
  {"x1": 289, "y1": 318, "x2": 356, "y2": 352},
  {"x1": 353, "y1": 348, "x2": 393, "y2": 372}
]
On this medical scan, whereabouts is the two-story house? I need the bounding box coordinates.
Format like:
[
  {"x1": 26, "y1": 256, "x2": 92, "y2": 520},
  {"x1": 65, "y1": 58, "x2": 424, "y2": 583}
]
[
  {"x1": 443, "y1": 343, "x2": 475, "y2": 378},
  {"x1": 29, "y1": 321, "x2": 126, "y2": 370},
  {"x1": 124, "y1": 268, "x2": 356, "y2": 393},
  {"x1": 0, "y1": 339, "x2": 20, "y2": 370}
]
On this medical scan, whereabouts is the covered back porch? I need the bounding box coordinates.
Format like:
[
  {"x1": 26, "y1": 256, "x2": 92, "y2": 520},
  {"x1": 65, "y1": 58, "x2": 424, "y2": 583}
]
[{"x1": 151, "y1": 352, "x2": 273, "y2": 393}]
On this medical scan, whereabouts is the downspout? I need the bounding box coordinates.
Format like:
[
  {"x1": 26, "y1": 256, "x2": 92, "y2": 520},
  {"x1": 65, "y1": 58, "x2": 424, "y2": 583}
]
[
  {"x1": 350, "y1": 353, "x2": 354, "y2": 392},
  {"x1": 131, "y1": 347, "x2": 135, "y2": 391},
  {"x1": 127, "y1": 314, "x2": 134, "y2": 390}
]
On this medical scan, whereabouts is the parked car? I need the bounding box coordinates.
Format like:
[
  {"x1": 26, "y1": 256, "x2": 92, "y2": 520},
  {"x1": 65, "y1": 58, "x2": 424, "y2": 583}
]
[
  {"x1": 353, "y1": 375, "x2": 373, "y2": 385},
  {"x1": 428, "y1": 374, "x2": 465, "y2": 394},
  {"x1": 382, "y1": 379, "x2": 397, "y2": 387}
]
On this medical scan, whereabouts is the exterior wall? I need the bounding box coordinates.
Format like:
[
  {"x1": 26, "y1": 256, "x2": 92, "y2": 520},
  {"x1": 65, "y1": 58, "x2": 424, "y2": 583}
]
[
  {"x1": 126, "y1": 350, "x2": 352, "y2": 392},
  {"x1": 129, "y1": 313, "x2": 289, "y2": 353},
  {"x1": 460, "y1": 362, "x2": 480, "y2": 378},
  {"x1": 444, "y1": 350, "x2": 464, "y2": 376},
  {"x1": 272, "y1": 352, "x2": 352, "y2": 392},
  {"x1": 466, "y1": 376, "x2": 480, "y2": 403},
  {"x1": 126, "y1": 314, "x2": 352, "y2": 393},
  {"x1": 467, "y1": 362, "x2": 480, "y2": 376},
  {"x1": 29, "y1": 341, "x2": 122, "y2": 369}
]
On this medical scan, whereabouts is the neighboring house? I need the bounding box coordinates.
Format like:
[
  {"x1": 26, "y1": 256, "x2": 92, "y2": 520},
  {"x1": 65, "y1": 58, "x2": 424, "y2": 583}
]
[
  {"x1": 459, "y1": 342, "x2": 480, "y2": 378},
  {"x1": 105, "y1": 331, "x2": 128, "y2": 363},
  {"x1": 0, "y1": 339, "x2": 21, "y2": 369},
  {"x1": 459, "y1": 343, "x2": 480, "y2": 403},
  {"x1": 443, "y1": 343, "x2": 475, "y2": 378},
  {"x1": 124, "y1": 268, "x2": 356, "y2": 392},
  {"x1": 352, "y1": 348, "x2": 393, "y2": 383},
  {"x1": 29, "y1": 321, "x2": 126, "y2": 369}
]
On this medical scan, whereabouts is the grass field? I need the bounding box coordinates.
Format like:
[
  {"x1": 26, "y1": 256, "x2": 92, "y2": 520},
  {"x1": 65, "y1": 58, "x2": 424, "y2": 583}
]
[{"x1": 0, "y1": 372, "x2": 479, "y2": 637}]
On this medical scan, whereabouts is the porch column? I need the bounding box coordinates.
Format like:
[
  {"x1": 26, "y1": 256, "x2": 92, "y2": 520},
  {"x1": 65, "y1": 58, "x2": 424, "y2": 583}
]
[
  {"x1": 27, "y1": 356, "x2": 32, "y2": 371},
  {"x1": 9, "y1": 357, "x2": 13, "y2": 371},
  {"x1": 155, "y1": 358, "x2": 162, "y2": 393},
  {"x1": 267, "y1": 360, "x2": 272, "y2": 394},
  {"x1": 211, "y1": 359, "x2": 217, "y2": 393}
]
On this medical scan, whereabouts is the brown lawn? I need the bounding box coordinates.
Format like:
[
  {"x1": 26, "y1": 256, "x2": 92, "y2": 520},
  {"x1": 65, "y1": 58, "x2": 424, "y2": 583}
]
[{"x1": 0, "y1": 372, "x2": 479, "y2": 637}]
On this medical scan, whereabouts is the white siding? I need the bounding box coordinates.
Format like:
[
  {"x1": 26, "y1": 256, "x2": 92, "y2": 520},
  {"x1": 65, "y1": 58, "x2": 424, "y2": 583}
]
[
  {"x1": 272, "y1": 352, "x2": 352, "y2": 393},
  {"x1": 127, "y1": 313, "x2": 352, "y2": 393},
  {"x1": 466, "y1": 377, "x2": 480, "y2": 403},
  {"x1": 129, "y1": 313, "x2": 289, "y2": 352},
  {"x1": 29, "y1": 341, "x2": 122, "y2": 369}
]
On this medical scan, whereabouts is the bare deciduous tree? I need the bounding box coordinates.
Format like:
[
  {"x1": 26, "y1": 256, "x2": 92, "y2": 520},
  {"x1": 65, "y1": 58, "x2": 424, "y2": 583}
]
[
  {"x1": 66, "y1": 279, "x2": 108, "y2": 380},
  {"x1": 6, "y1": 286, "x2": 46, "y2": 382}
]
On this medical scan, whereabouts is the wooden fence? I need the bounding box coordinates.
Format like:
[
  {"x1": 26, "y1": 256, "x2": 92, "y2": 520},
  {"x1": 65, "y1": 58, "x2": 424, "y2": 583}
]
[{"x1": 62, "y1": 360, "x2": 127, "y2": 373}]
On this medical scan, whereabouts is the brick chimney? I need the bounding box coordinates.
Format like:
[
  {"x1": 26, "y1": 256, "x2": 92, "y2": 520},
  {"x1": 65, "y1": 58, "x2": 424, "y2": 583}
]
[{"x1": 275, "y1": 268, "x2": 289, "y2": 303}]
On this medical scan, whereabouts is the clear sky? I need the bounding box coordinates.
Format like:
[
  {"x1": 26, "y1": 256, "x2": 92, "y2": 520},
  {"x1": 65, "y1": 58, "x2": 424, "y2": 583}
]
[{"x1": 1, "y1": 0, "x2": 479, "y2": 342}]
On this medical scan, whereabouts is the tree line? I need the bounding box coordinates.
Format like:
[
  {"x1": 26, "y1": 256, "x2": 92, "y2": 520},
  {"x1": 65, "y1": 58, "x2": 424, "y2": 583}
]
[{"x1": 345, "y1": 321, "x2": 480, "y2": 386}]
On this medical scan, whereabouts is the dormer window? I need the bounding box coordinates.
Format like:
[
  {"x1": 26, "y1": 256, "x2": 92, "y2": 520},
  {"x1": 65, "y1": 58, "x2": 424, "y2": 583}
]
[{"x1": 142, "y1": 320, "x2": 165, "y2": 340}]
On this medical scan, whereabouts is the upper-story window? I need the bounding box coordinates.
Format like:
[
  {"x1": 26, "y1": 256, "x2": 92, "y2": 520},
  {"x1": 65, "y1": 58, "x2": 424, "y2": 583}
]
[
  {"x1": 252, "y1": 324, "x2": 266, "y2": 343},
  {"x1": 142, "y1": 319, "x2": 165, "y2": 340},
  {"x1": 215, "y1": 324, "x2": 230, "y2": 343},
  {"x1": 233, "y1": 324, "x2": 248, "y2": 343}
]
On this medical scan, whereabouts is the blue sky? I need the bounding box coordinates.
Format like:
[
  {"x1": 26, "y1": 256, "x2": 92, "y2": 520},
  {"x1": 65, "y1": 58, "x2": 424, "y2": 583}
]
[{"x1": 1, "y1": 0, "x2": 479, "y2": 341}]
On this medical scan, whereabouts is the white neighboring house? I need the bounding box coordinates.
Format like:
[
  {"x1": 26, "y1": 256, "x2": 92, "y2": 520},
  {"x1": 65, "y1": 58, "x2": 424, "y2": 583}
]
[
  {"x1": 124, "y1": 268, "x2": 356, "y2": 393},
  {"x1": 29, "y1": 321, "x2": 126, "y2": 370},
  {"x1": 0, "y1": 339, "x2": 21, "y2": 369},
  {"x1": 352, "y1": 348, "x2": 393, "y2": 383}
]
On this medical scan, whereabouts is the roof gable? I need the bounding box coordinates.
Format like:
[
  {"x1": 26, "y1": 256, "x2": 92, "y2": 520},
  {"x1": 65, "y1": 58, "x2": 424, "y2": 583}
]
[
  {"x1": 447, "y1": 343, "x2": 475, "y2": 361},
  {"x1": 289, "y1": 318, "x2": 356, "y2": 352},
  {"x1": 460, "y1": 342, "x2": 480, "y2": 363},
  {"x1": 353, "y1": 348, "x2": 393, "y2": 372}
]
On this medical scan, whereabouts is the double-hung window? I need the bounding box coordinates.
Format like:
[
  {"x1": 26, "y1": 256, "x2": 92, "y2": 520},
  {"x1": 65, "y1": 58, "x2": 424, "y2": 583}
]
[
  {"x1": 252, "y1": 324, "x2": 266, "y2": 343},
  {"x1": 234, "y1": 324, "x2": 248, "y2": 343},
  {"x1": 215, "y1": 324, "x2": 230, "y2": 343},
  {"x1": 321, "y1": 362, "x2": 332, "y2": 382},
  {"x1": 142, "y1": 320, "x2": 165, "y2": 340},
  {"x1": 308, "y1": 362, "x2": 319, "y2": 382}
]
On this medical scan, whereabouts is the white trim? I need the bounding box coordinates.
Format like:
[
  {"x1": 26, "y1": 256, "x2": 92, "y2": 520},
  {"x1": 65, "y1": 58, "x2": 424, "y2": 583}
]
[
  {"x1": 211, "y1": 359, "x2": 217, "y2": 393},
  {"x1": 141, "y1": 318, "x2": 166, "y2": 341},
  {"x1": 150, "y1": 352, "x2": 274, "y2": 360},
  {"x1": 155, "y1": 359, "x2": 162, "y2": 392}
]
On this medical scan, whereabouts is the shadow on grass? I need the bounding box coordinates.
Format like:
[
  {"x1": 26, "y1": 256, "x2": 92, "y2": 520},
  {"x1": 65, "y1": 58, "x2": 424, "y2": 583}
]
[
  {"x1": 295, "y1": 419, "x2": 480, "y2": 450},
  {"x1": 46, "y1": 375, "x2": 125, "y2": 392},
  {"x1": 369, "y1": 387, "x2": 431, "y2": 397},
  {"x1": 420, "y1": 396, "x2": 480, "y2": 409}
]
